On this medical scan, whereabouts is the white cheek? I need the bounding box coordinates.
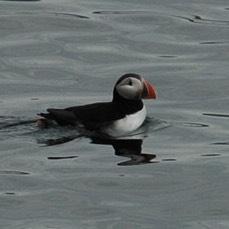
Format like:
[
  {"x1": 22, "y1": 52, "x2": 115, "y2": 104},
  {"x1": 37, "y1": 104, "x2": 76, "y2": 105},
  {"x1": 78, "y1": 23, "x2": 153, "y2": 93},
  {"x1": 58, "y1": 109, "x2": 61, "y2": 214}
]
[{"x1": 117, "y1": 86, "x2": 138, "y2": 99}]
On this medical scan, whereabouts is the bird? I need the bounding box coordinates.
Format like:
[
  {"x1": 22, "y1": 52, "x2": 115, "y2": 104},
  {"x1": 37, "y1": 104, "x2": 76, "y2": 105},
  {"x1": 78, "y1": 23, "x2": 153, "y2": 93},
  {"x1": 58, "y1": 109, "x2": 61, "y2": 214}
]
[{"x1": 37, "y1": 73, "x2": 157, "y2": 137}]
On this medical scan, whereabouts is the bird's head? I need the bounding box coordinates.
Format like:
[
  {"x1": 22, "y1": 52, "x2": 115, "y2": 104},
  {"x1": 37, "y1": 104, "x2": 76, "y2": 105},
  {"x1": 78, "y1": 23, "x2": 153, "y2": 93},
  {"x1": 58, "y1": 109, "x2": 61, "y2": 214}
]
[{"x1": 113, "y1": 73, "x2": 157, "y2": 101}]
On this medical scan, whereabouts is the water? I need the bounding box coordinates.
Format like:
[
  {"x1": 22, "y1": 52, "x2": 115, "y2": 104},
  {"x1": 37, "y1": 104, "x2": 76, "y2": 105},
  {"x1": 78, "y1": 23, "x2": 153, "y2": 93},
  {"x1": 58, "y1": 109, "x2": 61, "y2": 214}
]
[{"x1": 0, "y1": 0, "x2": 229, "y2": 228}]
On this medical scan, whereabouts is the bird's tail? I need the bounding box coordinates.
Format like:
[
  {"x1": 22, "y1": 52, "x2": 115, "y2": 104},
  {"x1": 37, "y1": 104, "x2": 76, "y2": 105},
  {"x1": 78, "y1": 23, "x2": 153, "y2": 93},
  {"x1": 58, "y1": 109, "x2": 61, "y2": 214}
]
[
  {"x1": 38, "y1": 109, "x2": 77, "y2": 126},
  {"x1": 37, "y1": 112, "x2": 53, "y2": 119}
]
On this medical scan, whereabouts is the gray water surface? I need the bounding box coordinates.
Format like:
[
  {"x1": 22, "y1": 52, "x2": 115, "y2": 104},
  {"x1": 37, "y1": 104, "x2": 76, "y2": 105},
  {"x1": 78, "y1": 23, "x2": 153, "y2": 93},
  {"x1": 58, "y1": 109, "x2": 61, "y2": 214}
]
[{"x1": 0, "y1": 0, "x2": 229, "y2": 228}]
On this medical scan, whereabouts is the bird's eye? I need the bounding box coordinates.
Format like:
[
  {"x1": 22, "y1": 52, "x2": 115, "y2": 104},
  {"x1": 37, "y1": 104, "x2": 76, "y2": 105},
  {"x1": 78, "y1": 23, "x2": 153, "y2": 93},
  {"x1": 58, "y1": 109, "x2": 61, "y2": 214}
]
[{"x1": 128, "y1": 79, "x2": 132, "y2": 86}]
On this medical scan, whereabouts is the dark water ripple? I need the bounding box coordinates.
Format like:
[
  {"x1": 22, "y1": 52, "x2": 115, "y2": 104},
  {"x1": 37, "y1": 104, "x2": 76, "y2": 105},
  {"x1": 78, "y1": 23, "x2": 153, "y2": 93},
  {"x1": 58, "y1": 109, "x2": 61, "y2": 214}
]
[
  {"x1": 93, "y1": 10, "x2": 151, "y2": 15},
  {"x1": 0, "y1": 11, "x2": 89, "y2": 19},
  {"x1": 54, "y1": 12, "x2": 89, "y2": 19},
  {"x1": 162, "y1": 158, "x2": 177, "y2": 162},
  {"x1": 174, "y1": 14, "x2": 229, "y2": 26},
  {"x1": 201, "y1": 153, "x2": 221, "y2": 157},
  {"x1": 199, "y1": 41, "x2": 228, "y2": 45},
  {"x1": 4, "y1": 192, "x2": 16, "y2": 195},
  {"x1": 0, "y1": 170, "x2": 30, "y2": 175},
  {"x1": 93, "y1": 11, "x2": 229, "y2": 27},
  {"x1": 182, "y1": 122, "x2": 209, "y2": 128},
  {"x1": 213, "y1": 142, "x2": 229, "y2": 145},
  {"x1": 47, "y1": 155, "x2": 78, "y2": 160},
  {"x1": 203, "y1": 113, "x2": 229, "y2": 118}
]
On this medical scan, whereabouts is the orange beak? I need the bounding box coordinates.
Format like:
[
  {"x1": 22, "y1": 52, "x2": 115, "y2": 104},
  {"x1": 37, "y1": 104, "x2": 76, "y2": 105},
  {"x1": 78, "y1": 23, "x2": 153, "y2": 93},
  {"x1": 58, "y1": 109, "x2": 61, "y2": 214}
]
[{"x1": 142, "y1": 80, "x2": 157, "y2": 99}]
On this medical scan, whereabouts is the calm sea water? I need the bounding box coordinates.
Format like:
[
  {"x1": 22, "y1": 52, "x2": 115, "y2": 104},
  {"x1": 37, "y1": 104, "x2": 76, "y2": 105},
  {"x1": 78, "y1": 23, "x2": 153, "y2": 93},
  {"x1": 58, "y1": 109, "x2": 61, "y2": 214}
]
[{"x1": 0, "y1": 0, "x2": 229, "y2": 228}]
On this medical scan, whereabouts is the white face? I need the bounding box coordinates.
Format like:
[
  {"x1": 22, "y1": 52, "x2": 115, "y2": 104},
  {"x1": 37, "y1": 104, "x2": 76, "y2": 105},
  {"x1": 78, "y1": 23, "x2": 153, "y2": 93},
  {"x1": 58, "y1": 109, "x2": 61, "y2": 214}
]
[{"x1": 115, "y1": 77, "x2": 143, "y2": 100}]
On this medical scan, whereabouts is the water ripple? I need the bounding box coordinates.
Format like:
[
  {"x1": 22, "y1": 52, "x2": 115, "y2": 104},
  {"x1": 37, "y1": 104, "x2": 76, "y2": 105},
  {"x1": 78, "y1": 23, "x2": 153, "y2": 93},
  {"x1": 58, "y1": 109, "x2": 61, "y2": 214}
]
[
  {"x1": 54, "y1": 12, "x2": 89, "y2": 19},
  {"x1": 201, "y1": 153, "x2": 221, "y2": 157},
  {"x1": 48, "y1": 156, "x2": 78, "y2": 160},
  {"x1": 93, "y1": 10, "x2": 151, "y2": 15},
  {"x1": 182, "y1": 122, "x2": 209, "y2": 128},
  {"x1": 213, "y1": 142, "x2": 229, "y2": 145},
  {"x1": 174, "y1": 14, "x2": 229, "y2": 26},
  {"x1": 199, "y1": 41, "x2": 228, "y2": 45},
  {"x1": 0, "y1": 170, "x2": 30, "y2": 175},
  {"x1": 203, "y1": 113, "x2": 229, "y2": 118}
]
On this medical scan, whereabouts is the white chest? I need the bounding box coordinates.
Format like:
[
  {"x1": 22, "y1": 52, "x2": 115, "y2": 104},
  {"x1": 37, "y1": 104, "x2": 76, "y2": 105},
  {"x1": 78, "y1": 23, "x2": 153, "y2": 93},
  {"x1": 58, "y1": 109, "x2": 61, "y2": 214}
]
[{"x1": 105, "y1": 105, "x2": 146, "y2": 137}]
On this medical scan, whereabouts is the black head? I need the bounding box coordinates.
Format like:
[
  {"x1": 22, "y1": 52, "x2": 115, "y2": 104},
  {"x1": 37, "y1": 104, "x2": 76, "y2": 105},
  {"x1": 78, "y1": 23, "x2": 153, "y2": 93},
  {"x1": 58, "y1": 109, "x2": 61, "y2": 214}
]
[
  {"x1": 113, "y1": 73, "x2": 157, "y2": 101},
  {"x1": 112, "y1": 73, "x2": 157, "y2": 115}
]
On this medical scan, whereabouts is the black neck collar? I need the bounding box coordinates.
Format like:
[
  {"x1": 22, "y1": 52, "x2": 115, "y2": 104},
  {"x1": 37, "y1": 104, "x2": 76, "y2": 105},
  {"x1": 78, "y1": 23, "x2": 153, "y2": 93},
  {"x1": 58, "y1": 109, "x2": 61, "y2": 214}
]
[{"x1": 112, "y1": 90, "x2": 144, "y2": 115}]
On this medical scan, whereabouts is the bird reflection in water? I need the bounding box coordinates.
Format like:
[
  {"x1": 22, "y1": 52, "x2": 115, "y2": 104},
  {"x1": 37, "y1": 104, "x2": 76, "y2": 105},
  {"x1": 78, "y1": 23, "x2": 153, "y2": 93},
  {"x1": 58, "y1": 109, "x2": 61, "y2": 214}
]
[
  {"x1": 90, "y1": 137, "x2": 156, "y2": 166},
  {"x1": 43, "y1": 132, "x2": 156, "y2": 166}
]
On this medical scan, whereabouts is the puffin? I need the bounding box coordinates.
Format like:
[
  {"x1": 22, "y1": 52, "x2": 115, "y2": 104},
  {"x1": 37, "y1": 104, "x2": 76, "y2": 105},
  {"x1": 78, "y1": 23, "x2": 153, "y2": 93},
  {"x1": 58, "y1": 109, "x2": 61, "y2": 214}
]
[{"x1": 38, "y1": 73, "x2": 157, "y2": 137}]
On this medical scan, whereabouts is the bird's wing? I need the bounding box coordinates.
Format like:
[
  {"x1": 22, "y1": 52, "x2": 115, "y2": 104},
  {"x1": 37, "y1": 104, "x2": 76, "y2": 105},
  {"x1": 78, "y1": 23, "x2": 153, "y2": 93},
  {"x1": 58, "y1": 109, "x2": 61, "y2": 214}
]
[
  {"x1": 66, "y1": 102, "x2": 124, "y2": 129},
  {"x1": 38, "y1": 102, "x2": 124, "y2": 130}
]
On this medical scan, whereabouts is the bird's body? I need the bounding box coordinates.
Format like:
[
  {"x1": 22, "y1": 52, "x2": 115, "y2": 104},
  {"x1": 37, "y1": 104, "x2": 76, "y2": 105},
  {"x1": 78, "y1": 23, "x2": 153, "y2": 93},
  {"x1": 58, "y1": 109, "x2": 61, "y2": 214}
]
[{"x1": 38, "y1": 73, "x2": 157, "y2": 137}]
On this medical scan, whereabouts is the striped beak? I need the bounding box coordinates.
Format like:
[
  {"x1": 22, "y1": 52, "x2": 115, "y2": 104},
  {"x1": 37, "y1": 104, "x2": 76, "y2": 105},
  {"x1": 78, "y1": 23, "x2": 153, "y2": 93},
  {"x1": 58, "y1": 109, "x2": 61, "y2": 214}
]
[{"x1": 142, "y1": 80, "x2": 157, "y2": 99}]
